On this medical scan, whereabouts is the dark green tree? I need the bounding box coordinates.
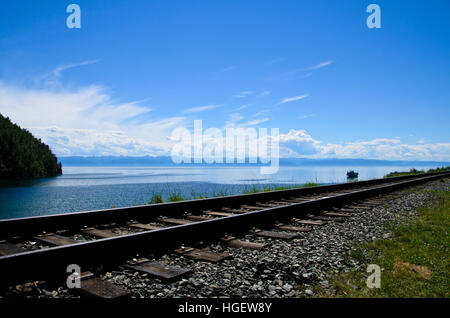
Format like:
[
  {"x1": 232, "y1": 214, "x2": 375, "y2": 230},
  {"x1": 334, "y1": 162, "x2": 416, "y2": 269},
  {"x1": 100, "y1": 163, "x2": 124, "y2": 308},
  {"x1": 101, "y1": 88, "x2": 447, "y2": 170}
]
[{"x1": 0, "y1": 114, "x2": 62, "y2": 179}]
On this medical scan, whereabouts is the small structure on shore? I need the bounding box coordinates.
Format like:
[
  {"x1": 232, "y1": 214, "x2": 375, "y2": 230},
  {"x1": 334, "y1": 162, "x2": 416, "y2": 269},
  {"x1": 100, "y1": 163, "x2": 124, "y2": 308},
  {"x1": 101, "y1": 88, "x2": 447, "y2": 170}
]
[{"x1": 347, "y1": 170, "x2": 359, "y2": 179}]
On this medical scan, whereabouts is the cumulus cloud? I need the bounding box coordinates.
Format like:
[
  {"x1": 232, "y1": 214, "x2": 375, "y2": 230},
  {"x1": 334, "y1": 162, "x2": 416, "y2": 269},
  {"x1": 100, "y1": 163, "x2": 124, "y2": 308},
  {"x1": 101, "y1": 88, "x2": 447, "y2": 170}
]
[
  {"x1": 278, "y1": 130, "x2": 450, "y2": 161},
  {"x1": 279, "y1": 129, "x2": 320, "y2": 156},
  {"x1": 31, "y1": 125, "x2": 181, "y2": 156}
]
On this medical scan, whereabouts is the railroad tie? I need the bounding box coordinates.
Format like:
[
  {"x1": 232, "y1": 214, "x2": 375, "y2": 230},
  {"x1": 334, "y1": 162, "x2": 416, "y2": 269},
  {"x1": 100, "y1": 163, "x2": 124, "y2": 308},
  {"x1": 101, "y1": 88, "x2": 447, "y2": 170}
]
[
  {"x1": 126, "y1": 259, "x2": 191, "y2": 281},
  {"x1": 306, "y1": 214, "x2": 345, "y2": 223},
  {"x1": 288, "y1": 197, "x2": 311, "y2": 202},
  {"x1": 254, "y1": 203, "x2": 279, "y2": 208},
  {"x1": 221, "y1": 207, "x2": 250, "y2": 214},
  {"x1": 268, "y1": 200, "x2": 294, "y2": 205},
  {"x1": 255, "y1": 230, "x2": 299, "y2": 240},
  {"x1": 74, "y1": 271, "x2": 130, "y2": 299},
  {"x1": 292, "y1": 218, "x2": 327, "y2": 226},
  {"x1": 333, "y1": 208, "x2": 361, "y2": 213},
  {"x1": 157, "y1": 217, "x2": 194, "y2": 225},
  {"x1": 221, "y1": 236, "x2": 266, "y2": 250},
  {"x1": 81, "y1": 228, "x2": 119, "y2": 239},
  {"x1": 0, "y1": 242, "x2": 25, "y2": 256},
  {"x1": 174, "y1": 247, "x2": 231, "y2": 263},
  {"x1": 34, "y1": 233, "x2": 78, "y2": 246},
  {"x1": 275, "y1": 224, "x2": 312, "y2": 232},
  {"x1": 239, "y1": 205, "x2": 265, "y2": 211},
  {"x1": 204, "y1": 211, "x2": 235, "y2": 217},
  {"x1": 128, "y1": 223, "x2": 163, "y2": 231},
  {"x1": 346, "y1": 205, "x2": 373, "y2": 210},
  {"x1": 185, "y1": 215, "x2": 212, "y2": 221},
  {"x1": 321, "y1": 211, "x2": 352, "y2": 217}
]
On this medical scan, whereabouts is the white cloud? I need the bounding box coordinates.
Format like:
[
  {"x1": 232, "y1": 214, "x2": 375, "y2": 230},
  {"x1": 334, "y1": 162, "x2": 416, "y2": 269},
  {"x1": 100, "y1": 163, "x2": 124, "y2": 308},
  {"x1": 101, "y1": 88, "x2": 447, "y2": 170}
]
[
  {"x1": 224, "y1": 113, "x2": 269, "y2": 128},
  {"x1": 259, "y1": 90, "x2": 271, "y2": 97},
  {"x1": 38, "y1": 60, "x2": 100, "y2": 86},
  {"x1": 233, "y1": 91, "x2": 252, "y2": 98},
  {"x1": 243, "y1": 118, "x2": 269, "y2": 126},
  {"x1": 279, "y1": 129, "x2": 321, "y2": 156},
  {"x1": 224, "y1": 113, "x2": 244, "y2": 128},
  {"x1": 184, "y1": 105, "x2": 219, "y2": 113},
  {"x1": 0, "y1": 82, "x2": 150, "y2": 130},
  {"x1": 31, "y1": 118, "x2": 185, "y2": 157},
  {"x1": 51, "y1": 60, "x2": 99, "y2": 79},
  {"x1": 307, "y1": 60, "x2": 333, "y2": 70},
  {"x1": 318, "y1": 140, "x2": 450, "y2": 161},
  {"x1": 278, "y1": 130, "x2": 450, "y2": 161},
  {"x1": 298, "y1": 113, "x2": 317, "y2": 119},
  {"x1": 0, "y1": 81, "x2": 186, "y2": 156},
  {"x1": 269, "y1": 59, "x2": 333, "y2": 82},
  {"x1": 280, "y1": 94, "x2": 309, "y2": 104},
  {"x1": 234, "y1": 104, "x2": 250, "y2": 111}
]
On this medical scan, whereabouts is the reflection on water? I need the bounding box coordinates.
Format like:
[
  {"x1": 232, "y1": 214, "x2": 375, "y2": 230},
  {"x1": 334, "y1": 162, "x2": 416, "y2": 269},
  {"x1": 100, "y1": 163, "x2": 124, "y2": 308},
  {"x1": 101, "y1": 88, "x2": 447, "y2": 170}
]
[{"x1": 0, "y1": 165, "x2": 438, "y2": 219}]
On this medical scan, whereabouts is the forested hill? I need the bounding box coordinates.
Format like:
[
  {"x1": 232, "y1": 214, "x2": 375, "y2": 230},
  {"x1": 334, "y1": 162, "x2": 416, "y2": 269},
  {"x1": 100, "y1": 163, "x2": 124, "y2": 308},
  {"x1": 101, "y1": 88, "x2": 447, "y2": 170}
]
[{"x1": 0, "y1": 114, "x2": 62, "y2": 179}]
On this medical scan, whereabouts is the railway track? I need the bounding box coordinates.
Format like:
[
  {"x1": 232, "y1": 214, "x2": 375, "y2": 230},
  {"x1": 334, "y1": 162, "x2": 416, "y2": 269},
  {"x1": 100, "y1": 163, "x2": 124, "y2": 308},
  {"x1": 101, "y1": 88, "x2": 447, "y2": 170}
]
[{"x1": 0, "y1": 171, "x2": 448, "y2": 298}]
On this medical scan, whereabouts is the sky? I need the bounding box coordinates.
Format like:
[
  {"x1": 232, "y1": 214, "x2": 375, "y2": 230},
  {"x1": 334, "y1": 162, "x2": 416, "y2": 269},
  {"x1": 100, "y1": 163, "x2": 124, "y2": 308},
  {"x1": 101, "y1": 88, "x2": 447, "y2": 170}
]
[{"x1": 0, "y1": 0, "x2": 449, "y2": 161}]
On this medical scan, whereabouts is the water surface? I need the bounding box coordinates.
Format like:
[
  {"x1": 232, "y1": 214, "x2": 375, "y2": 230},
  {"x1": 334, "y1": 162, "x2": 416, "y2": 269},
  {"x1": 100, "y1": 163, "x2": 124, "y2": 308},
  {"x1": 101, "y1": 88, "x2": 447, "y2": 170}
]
[{"x1": 0, "y1": 165, "x2": 438, "y2": 219}]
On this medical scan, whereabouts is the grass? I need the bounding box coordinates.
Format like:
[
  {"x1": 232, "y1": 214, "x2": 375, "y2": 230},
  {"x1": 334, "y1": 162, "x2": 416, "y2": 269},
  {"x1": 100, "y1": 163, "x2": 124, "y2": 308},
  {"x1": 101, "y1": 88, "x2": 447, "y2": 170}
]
[
  {"x1": 146, "y1": 182, "x2": 322, "y2": 204},
  {"x1": 384, "y1": 166, "x2": 450, "y2": 178},
  {"x1": 311, "y1": 189, "x2": 450, "y2": 298},
  {"x1": 148, "y1": 194, "x2": 163, "y2": 204},
  {"x1": 241, "y1": 182, "x2": 322, "y2": 195}
]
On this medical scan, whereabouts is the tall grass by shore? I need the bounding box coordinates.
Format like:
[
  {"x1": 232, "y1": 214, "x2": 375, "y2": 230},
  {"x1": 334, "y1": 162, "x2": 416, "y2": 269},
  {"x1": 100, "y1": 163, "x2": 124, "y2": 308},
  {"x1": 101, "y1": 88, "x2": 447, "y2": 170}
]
[{"x1": 147, "y1": 182, "x2": 322, "y2": 204}]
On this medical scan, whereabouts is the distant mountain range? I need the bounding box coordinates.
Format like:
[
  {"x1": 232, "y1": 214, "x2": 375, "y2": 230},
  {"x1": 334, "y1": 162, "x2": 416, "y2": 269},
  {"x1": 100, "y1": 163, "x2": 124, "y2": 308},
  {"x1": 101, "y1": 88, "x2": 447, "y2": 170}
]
[{"x1": 59, "y1": 156, "x2": 450, "y2": 167}]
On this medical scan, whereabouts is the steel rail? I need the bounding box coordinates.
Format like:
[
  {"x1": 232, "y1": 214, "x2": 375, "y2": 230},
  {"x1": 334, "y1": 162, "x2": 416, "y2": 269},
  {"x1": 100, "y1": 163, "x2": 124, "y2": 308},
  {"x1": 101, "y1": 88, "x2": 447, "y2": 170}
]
[{"x1": 0, "y1": 172, "x2": 448, "y2": 286}]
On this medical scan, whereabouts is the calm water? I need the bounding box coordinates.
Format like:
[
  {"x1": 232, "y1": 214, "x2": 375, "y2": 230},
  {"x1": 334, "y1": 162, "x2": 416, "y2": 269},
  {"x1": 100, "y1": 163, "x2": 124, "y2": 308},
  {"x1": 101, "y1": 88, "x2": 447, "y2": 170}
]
[{"x1": 0, "y1": 165, "x2": 438, "y2": 219}]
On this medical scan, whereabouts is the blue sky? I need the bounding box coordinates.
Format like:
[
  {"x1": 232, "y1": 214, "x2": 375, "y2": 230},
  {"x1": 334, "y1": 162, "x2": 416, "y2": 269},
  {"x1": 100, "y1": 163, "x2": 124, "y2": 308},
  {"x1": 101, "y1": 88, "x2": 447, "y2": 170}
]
[{"x1": 0, "y1": 0, "x2": 449, "y2": 160}]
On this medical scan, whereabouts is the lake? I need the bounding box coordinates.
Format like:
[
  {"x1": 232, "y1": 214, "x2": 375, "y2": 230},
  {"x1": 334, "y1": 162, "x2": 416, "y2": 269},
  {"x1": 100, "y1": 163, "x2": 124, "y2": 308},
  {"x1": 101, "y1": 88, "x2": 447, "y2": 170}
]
[{"x1": 0, "y1": 165, "x2": 438, "y2": 219}]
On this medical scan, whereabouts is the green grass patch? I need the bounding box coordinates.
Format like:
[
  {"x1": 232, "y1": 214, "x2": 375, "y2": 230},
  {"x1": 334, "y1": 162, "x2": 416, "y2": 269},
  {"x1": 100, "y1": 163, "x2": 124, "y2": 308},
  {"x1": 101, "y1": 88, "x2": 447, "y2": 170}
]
[
  {"x1": 167, "y1": 192, "x2": 185, "y2": 202},
  {"x1": 312, "y1": 190, "x2": 450, "y2": 298},
  {"x1": 384, "y1": 166, "x2": 449, "y2": 178},
  {"x1": 148, "y1": 194, "x2": 163, "y2": 204}
]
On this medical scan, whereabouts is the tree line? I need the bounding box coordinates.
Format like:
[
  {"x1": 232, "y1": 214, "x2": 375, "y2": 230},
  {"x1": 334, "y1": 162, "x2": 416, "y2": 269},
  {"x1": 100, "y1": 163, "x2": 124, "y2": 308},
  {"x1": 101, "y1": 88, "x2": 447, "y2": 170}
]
[{"x1": 0, "y1": 114, "x2": 62, "y2": 179}]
